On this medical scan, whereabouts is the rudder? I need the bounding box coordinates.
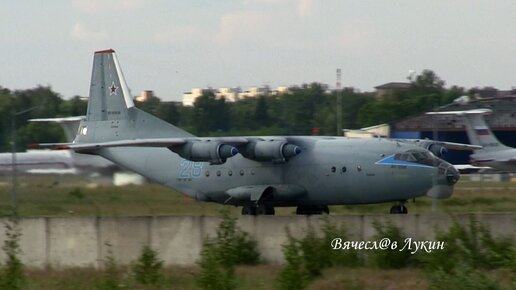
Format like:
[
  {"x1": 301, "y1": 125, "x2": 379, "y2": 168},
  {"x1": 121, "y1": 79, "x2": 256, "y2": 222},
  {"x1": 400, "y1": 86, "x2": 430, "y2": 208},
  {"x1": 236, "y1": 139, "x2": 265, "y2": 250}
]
[
  {"x1": 87, "y1": 49, "x2": 134, "y2": 121},
  {"x1": 461, "y1": 113, "x2": 511, "y2": 153},
  {"x1": 75, "y1": 49, "x2": 193, "y2": 144}
]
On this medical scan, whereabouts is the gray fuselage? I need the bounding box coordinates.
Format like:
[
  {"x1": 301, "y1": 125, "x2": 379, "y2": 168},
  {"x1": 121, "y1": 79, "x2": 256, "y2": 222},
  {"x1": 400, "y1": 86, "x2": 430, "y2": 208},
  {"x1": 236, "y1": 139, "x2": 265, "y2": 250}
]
[{"x1": 96, "y1": 136, "x2": 453, "y2": 207}]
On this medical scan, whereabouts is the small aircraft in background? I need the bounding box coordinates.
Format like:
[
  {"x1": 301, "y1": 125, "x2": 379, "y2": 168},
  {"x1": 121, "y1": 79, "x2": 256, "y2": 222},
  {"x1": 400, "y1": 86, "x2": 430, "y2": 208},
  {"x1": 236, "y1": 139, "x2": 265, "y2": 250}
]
[
  {"x1": 0, "y1": 116, "x2": 117, "y2": 175},
  {"x1": 0, "y1": 149, "x2": 76, "y2": 175},
  {"x1": 427, "y1": 109, "x2": 516, "y2": 172},
  {"x1": 36, "y1": 49, "x2": 470, "y2": 215},
  {"x1": 1, "y1": 116, "x2": 144, "y2": 185},
  {"x1": 28, "y1": 116, "x2": 117, "y2": 174}
]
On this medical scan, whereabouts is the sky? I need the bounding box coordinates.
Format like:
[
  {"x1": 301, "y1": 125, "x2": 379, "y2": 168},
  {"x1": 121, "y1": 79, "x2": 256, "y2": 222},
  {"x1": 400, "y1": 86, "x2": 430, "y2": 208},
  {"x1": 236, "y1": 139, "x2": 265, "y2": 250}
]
[{"x1": 2, "y1": 0, "x2": 516, "y2": 101}]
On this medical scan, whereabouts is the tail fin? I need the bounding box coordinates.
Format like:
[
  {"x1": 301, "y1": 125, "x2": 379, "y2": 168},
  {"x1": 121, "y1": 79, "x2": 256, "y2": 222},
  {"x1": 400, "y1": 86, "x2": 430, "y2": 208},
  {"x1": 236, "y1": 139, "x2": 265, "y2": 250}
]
[
  {"x1": 427, "y1": 109, "x2": 511, "y2": 153},
  {"x1": 86, "y1": 49, "x2": 134, "y2": 121},
  {"x1": 76, "y1": 49, "x2": 193, "y2": 144}
]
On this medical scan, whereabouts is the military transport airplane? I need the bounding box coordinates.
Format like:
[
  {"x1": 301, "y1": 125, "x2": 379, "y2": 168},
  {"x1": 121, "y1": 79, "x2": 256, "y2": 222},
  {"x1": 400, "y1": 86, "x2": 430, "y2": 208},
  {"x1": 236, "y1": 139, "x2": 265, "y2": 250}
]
[
  {"x1": 428, "y1": 109, "x2": 516, "y2": 172},
  {"x1": 36, "y1": 49, "x2": 463, "y2": 215}
]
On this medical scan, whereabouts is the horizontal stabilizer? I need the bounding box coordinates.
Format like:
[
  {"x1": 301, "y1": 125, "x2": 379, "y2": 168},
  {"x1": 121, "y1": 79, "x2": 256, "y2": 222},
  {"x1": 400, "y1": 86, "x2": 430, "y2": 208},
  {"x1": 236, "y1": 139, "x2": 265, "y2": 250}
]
[
  {"x1": 426, "y1": 109, "x2": 492, "y2": 116},
  {"x1": 29, "y1": 116, "x2": 85, "y2": 142},
  {"x1": 29, "y1": 116, "x2": 85, "y2": 123}
]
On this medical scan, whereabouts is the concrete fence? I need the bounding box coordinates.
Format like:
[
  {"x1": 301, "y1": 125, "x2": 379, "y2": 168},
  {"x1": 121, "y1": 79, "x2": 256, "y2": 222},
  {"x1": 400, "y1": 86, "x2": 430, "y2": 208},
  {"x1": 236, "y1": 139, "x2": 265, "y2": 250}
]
[{"x1": 0, "y1": 214, "x2": 514, "y2": 268}]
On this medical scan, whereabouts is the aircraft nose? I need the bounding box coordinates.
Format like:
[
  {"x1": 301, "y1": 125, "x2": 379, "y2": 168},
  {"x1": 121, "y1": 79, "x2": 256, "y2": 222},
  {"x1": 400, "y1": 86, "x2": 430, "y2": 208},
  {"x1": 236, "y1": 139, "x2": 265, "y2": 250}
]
[
  {"x1": 437, "y1": 161, "x2": 459, "y2": 185},
  {"x1": 427, "y1": 162, "x2": 459, "y2": 199},
  {"x1": 445, "y1": 165, "x2": 460, "y2": 185}
]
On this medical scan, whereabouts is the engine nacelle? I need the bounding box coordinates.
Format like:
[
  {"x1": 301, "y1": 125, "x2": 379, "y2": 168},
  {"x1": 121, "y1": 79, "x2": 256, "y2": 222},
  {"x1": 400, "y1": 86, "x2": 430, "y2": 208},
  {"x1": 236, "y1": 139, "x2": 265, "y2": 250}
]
[
  {"x1": 240, "y1": 140, "x2": 301, "y2": 163},
  {"x1": 427, "y1": 144, "x2": 448, "y2": 158},
  {"x1": 170, "y1": 141, "x2": 238, "y2": 165}
]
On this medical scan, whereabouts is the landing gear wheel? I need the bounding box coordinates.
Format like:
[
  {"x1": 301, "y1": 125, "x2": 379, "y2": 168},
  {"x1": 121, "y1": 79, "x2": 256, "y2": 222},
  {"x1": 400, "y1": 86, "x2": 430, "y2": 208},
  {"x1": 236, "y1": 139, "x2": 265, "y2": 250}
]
[
  {"x1": 296, "y1": 205, "x2": 329, "y2": 215},
  {"x1": 256, "y1": 204, "x2": 275, "y2": 215},
  {"x1": 256, "y1": 204, "x2": 267, "y2": 215},
  {"x1": 242, "y1": 205, "x2": 257, "y2": 215},
  {"x1": 242, "y1": 204, "x2": 275, "y2": 215},
  {"x1": 389, "y1": 204, "x2": 408, "y2": 214}
]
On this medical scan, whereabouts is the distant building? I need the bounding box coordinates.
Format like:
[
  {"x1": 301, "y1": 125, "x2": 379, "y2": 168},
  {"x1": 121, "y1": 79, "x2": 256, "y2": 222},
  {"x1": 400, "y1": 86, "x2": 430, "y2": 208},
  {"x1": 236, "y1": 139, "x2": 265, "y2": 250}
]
[
  {"x1": 273, "y1": 86, "x2": 289, "y2": 95},
  {"x1": 374, "y1": 82, "x2": 411, "y2": 99},
  {"x1": 216, "y1": 87, "x2": 240, "y2": 102},
  {"x1": 470, "y1": 86, "x2": 516, "y2": 99},
  {"x1": 136, "y1": 90, "x2": 153, "y2": 102},
  {"x1": 238, "y1": 86, "x2": 271, "y2": 99},
  {"x1": 182, "y1": 88, "x2": 214, "y2": 106},
  {"x1": 343, "y1": 123, "x2": 390, "y2": 138},
  {"x1": 182, "y1": 85, "x2": 290, "y2": 106}
]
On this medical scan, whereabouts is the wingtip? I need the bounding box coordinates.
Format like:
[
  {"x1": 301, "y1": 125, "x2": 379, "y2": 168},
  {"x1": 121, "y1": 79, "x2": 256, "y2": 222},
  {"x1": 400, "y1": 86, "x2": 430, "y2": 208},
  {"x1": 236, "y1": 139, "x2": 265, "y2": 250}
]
[{"x1": 95, "y1": 49, "x2": 115, "y2": 54}]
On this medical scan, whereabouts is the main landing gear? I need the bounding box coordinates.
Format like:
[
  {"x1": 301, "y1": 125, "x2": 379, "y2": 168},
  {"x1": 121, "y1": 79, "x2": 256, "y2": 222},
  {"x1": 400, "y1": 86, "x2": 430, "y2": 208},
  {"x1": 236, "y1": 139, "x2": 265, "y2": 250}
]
[
  {"x1": 295, "y1": 205, "x2": 330, "y2": 215},
  {"x1": 241, "y1": 204, "x2": 331, "y2": 215},
  {"x1": 241, "y1": 204, "x2": 275, "y2": 215},
  {"x1": 389, "y1": 202, "x2": 408, "y2": 214}
]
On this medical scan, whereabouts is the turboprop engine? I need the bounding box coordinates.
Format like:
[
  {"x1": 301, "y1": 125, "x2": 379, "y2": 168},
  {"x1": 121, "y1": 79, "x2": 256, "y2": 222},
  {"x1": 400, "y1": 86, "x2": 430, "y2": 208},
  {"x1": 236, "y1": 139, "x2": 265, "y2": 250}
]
[
  {"x1": 170, "y1": 141, "x2": 238, "y2": 164},
  {"x1": 427, "y1": 143, "x2": 448, "y2": 158},
  {"x1": 240, "y1": 140, "x2": 301, "y2": 163}
]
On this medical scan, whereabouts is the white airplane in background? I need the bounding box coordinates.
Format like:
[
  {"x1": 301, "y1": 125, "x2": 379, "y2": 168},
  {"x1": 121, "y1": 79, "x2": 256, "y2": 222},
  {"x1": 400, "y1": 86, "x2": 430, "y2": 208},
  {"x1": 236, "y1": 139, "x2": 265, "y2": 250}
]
[
  {"x1": 0, "y1": 117, "x2": 124, "y2": 177},
  {"x1": 427, "y1": 109, "x2": 516, "y2": 172}
]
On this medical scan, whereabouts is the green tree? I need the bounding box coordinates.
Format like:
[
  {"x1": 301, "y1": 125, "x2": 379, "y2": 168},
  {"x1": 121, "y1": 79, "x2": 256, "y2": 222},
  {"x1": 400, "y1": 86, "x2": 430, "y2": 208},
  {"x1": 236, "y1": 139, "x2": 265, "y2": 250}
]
[
  {"x1": 60, "y1": 95, "x2": 87, "y2": 116},
  {"x1": 96, "y1": 242, "x2": 123, "y2": 290},
  {"x1": 369, "y1": 220, "x2": 413, "y2": 269},
  {"x1": 193, "y1": 91, "x2": 230, "y2": 135},
  {"x1": 196, "y1": 242, "x2": 236, "y2": 290},
  {"x1": 253, "y1": 96, "x2": 270, "y2": 127},
  {"x1": 131, "y1": 245, "x2": 165, "y2": 287},
  {"x1": 277, "y1": 233, "x2": 310, "y2": 290},
  {"x1": 0, "y1": 220, "x2": 26, "y2": 290},
  {"x1": 196, "y1": 210, "x2": 259, "y2": 290}
]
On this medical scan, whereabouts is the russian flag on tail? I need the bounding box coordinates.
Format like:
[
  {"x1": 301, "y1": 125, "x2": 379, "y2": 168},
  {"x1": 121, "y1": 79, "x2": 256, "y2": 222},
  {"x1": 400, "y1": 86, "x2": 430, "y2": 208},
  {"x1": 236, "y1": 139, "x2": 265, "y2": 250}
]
[{"x1": 475, "y1": 128, "x2": 490, "y2": 136}]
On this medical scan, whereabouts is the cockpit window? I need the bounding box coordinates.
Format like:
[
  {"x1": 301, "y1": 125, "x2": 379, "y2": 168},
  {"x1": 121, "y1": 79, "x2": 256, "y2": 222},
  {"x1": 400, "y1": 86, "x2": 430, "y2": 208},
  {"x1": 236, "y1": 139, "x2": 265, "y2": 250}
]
[{"x1": 394, "y1": 150, "x2": 438, "y2": 166}]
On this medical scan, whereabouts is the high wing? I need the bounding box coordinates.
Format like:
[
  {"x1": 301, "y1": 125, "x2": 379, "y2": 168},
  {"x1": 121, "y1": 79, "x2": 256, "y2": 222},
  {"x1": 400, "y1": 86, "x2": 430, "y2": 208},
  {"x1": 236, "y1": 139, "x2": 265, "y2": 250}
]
[
  {"x1": 35, "y1": 137, "x2": 247, "y2": 150},
  {"x1": 395, "y1": 139, "x2": 482, "y2": 157},
  {"x1": 404, "y1": 139, "x2": 482, "y2": 151},
  {"x1": 33, "y1": 136, "x2": 302, "y2": 165}
]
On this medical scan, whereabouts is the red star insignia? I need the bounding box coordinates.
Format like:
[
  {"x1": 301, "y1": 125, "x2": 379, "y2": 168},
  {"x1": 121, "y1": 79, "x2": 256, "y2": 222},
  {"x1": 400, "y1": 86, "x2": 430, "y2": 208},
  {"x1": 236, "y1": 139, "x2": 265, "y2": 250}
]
[{"x1": 109, "y1": 82, "x2": 118, "y2": 95}]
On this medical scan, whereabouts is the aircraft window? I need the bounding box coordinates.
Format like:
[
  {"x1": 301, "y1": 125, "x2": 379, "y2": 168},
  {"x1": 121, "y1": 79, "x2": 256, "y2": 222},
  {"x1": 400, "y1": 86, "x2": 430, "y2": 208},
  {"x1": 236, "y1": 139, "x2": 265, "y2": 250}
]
[
  {"x1": 395, "y1": 150, "x2": 438, "y2": 166},
  {"x1": 239, "y1": 170, "x2": 245, "y2": 176},
  {"x1": 331, "y1": 166, "x2": 336, "y2": 173},
  {"x1": 205, "y1": 171, "x2": 210, "y2": 177},
  {"x1": 251, "y1": 169, "x2": 256, "y2": 175},
  {"x1": 228, "y1": 170, "x2": 233, "y2": 176},
  {"x1": 216, "y1": 170, "x2": 221, "y2": 177},
  {"x1": 341, "y1": 166, "x2": 347, "y2": 173}
]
